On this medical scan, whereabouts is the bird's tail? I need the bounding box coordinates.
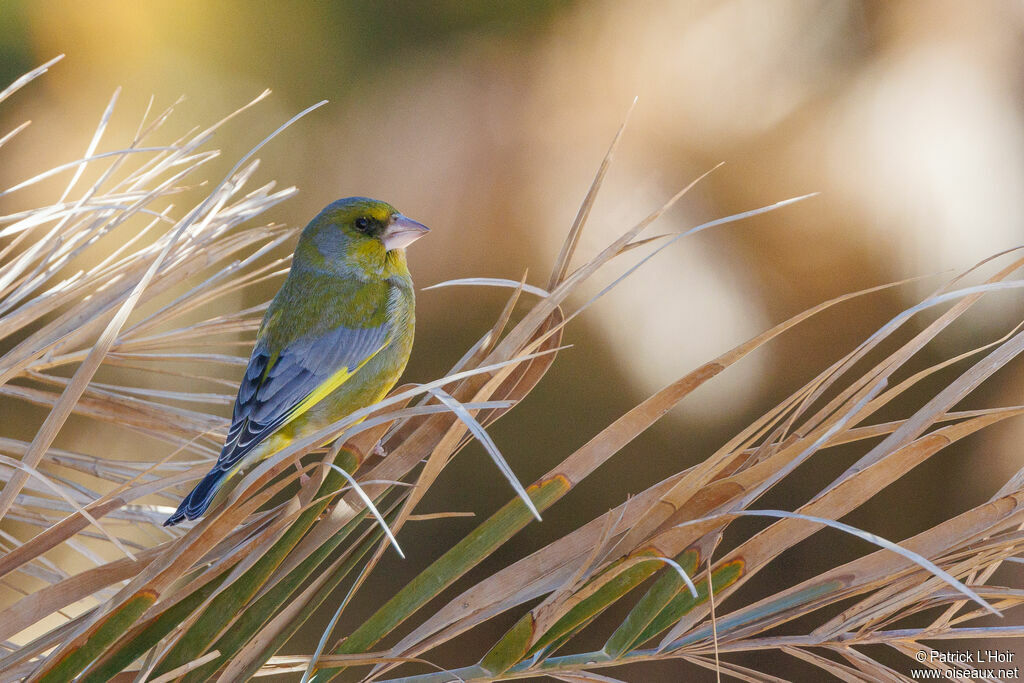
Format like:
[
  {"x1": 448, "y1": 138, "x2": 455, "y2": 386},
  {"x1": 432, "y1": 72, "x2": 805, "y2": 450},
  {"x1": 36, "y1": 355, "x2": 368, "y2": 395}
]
[{"x1": 164, "y1": 467, "x2": 229, "y2": 527}]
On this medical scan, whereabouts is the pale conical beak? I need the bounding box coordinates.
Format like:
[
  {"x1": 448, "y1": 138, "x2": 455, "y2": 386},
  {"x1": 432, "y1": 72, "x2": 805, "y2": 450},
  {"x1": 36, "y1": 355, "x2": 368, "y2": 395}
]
[{"x1": 382, "y1": 214, "x2": 430, "y2": 251}]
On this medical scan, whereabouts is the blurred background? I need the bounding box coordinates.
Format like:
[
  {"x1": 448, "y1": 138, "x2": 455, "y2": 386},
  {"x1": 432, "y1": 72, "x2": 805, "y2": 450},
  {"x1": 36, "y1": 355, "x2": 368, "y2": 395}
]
[{"x1": 2, "y1": 0, "x2": 1023, "y2": 679}]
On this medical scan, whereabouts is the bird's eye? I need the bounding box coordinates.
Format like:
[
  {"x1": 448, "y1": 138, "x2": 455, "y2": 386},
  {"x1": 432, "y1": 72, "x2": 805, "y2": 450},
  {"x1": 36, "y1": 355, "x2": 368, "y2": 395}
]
[{"x1": 354, "y1": 217, "x2": 370, "y2": 232}]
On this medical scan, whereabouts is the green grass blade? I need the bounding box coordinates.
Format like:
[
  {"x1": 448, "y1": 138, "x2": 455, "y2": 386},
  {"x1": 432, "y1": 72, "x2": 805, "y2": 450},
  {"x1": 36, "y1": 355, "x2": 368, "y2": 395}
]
[
  {"x1": 81, "y1": 574, "x2": 228, "y2": 682},
  {"x1": 389, "y1": 559, "x2": 743, "y2": 681},
  {"x1": 479, "y1": 550, "x2": 668, "y2": 674},
  {"x1": 183, "y1": 503, "x2": 379, "y2": 682},
  {"x1": 36, "y1": 591, "x2": 156, "y2": 683},
  {"x1": 478, "y1": 613, "x2": 535, "y2": 676},
  {"x1": 310, "y1": 474, "x2": 571, "y2": 681},
  {"x1": 224, "y1": 519, "x2": 389, "y2": 681},
  {"x1": 632, "y1": 560, "x2": 745, "y2": 647},
  {"x1": 603, "y1": 548, "x2": 700, "y2": 656},
  {"x1": 149, "y1": 459, "x2": 358, "y2": 678}
]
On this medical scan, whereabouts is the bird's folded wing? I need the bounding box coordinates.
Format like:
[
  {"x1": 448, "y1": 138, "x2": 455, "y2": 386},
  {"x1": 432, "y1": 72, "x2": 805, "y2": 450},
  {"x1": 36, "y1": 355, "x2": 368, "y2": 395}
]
[{"x1": 216, "y1": 323, "x2": 390, "y2": 472}]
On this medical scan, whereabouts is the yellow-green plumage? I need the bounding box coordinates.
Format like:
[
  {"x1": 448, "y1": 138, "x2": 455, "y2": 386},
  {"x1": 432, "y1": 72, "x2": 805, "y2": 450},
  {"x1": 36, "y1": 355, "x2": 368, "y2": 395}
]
[{"x1": 165, "y1": 197, "x2": 428, "y2": 526}]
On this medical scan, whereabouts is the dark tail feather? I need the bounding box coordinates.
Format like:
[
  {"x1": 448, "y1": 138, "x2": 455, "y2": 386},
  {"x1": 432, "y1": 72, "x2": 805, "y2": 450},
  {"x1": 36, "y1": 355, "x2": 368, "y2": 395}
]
[{"x1": 164, "y1": 468, "x2": 229, "y2": 526}]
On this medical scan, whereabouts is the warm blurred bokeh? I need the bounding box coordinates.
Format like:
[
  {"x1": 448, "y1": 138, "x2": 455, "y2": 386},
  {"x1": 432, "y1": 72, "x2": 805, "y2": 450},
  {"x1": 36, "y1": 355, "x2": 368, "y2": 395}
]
[{"x1": 2, "y1": 1, "x2": 1023, "y2": 679}]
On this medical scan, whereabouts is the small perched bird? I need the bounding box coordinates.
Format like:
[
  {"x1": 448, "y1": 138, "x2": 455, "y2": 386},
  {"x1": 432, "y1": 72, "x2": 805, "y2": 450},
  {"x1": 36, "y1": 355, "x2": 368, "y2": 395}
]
[{"x1": 165, "y1": 197, "x2": 429, "y2": 526}]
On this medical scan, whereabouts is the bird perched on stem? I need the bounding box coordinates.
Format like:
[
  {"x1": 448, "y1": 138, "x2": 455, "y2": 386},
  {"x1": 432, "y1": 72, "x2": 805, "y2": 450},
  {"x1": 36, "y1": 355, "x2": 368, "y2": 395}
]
[{"x1": 165, "y1": 197, "x2": 429, "y2": 526}]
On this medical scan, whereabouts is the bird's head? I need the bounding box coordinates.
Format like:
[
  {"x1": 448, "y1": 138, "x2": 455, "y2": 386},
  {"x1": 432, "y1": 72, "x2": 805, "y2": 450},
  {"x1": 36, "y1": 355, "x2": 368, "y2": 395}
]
[{"x1": 296, "y1": 197, "x2": 429, "y2": 278}]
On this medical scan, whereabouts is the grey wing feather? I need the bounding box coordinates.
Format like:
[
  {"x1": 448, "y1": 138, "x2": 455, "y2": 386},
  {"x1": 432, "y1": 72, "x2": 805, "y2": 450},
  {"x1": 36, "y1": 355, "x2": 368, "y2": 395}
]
[{"x1": 215, "y1": 323, "x2": 390, "y2": 473}]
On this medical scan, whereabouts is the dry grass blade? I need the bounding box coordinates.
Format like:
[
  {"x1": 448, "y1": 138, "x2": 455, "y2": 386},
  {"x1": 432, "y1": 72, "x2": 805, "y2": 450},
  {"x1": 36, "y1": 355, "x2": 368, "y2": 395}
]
[
  {"x1": 657, "y1": 506, "x2": 1001, "y2": 648},
  {"x1": 0, "y1": 55, "x2": 63, "y2": 105},
  {"x1": 547, "y1": 97, "x2": 635, "y2": 290},
  {"x1": 426, "y1": 387, "x2": 540, "y2": 521},
  {"x1": 325, "y1": 464, "x2": 404, "y2": 559},
  {"x1": 0, "y1": 94, "x2": 323, "y2": 521},
  {"x1": 146, "y1": 651, "x2": 221, "y2": 683},
  {"x1": 423, "y1": 277, "x2": 550, "y2": 298}
]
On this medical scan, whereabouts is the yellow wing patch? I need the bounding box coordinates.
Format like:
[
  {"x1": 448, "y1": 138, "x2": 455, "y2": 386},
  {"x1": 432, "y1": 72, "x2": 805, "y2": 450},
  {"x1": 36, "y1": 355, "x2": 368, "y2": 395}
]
[{"x1": 286, "y1": 344, "x2": 384, "y2": 423}]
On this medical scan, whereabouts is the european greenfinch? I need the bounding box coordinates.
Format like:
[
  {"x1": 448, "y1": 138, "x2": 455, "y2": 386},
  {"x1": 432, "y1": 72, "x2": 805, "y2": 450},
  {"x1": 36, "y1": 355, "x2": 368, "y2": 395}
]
[{"x1": 165, "y1": 197, "x2": 429, "y2": 526}]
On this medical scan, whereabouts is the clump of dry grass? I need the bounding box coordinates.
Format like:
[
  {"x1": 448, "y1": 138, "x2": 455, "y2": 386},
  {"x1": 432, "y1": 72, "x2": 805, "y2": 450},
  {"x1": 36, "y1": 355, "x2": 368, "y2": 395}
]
[{"x1": 1, "y1": 58, "x2": 1022, "y2": 682}]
